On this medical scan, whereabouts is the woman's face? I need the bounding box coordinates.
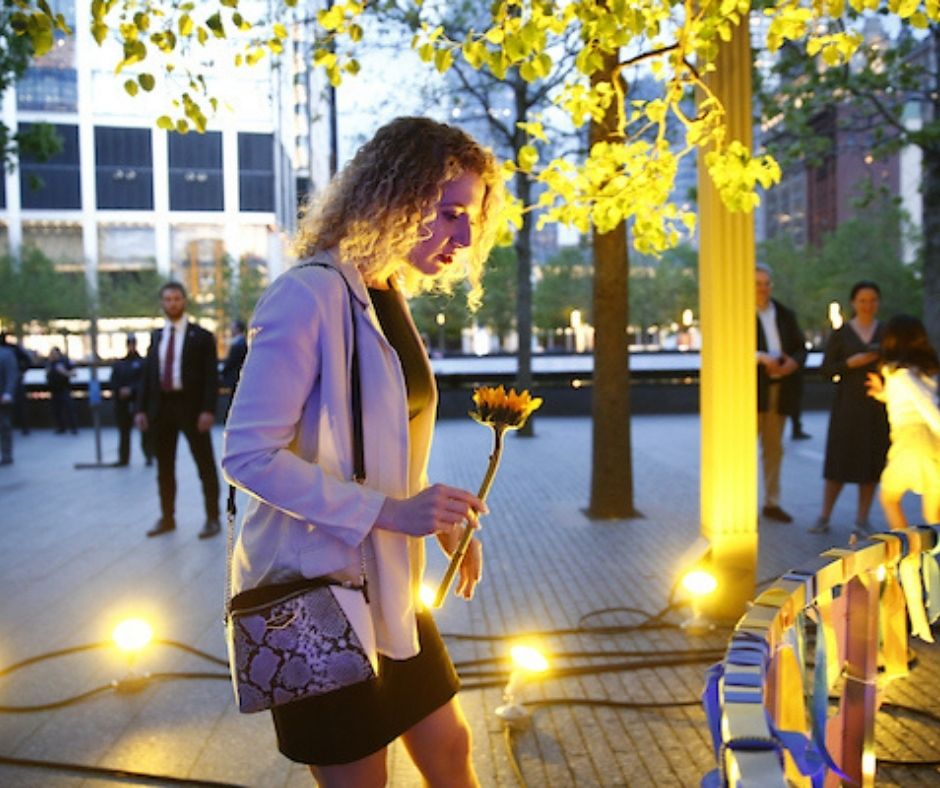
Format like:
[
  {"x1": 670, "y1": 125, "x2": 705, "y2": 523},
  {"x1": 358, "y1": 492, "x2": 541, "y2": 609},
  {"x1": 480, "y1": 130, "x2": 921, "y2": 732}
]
[
  {"x1": 852, "y1": 287, "x2": 880, "y2": 321},
  {"x1": 407, "y1": 171, "x2": 485, "y2": 277}
]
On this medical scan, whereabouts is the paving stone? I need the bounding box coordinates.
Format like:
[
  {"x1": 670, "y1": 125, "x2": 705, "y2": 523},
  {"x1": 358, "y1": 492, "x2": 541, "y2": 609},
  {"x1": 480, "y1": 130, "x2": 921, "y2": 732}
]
[{"x1": 0, "y1": 411, "x2": 936, "y2": 786}]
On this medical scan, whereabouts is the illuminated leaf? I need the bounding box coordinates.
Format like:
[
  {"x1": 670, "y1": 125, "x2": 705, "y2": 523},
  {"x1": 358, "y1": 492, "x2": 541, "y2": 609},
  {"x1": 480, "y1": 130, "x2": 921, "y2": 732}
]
[{"x1": 124, "y1": 79, "x2": 139, "y2": 96}]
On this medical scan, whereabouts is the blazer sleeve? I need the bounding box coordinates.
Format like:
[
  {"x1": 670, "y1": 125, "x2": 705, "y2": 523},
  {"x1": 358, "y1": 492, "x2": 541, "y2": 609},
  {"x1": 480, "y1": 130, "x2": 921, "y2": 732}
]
[
  {"x1": 780, "y1": 305, "x2": 807, "y2": 367},
  {"x1": 198, "y1": 329, "x2": 218, "y2": 414},
  {"x1": 221, "y1": 271, "x2": 385, "y2": 548},
  {"x1": 136, "y1": 331, "x2": 159, "y2": 413}
]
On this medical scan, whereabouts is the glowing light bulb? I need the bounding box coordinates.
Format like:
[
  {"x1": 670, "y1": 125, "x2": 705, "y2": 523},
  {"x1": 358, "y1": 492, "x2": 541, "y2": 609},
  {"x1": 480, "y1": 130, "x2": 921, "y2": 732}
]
[
  {"x1": 113, "y1": 618, "x2": 153, "y2": 653},
  {"x1": 681, "y1": 569, "x2": 718, "y2": 597},
  {"x1": 510, "y1": 644, "x2": 549, "y2": 673},
  {"x1": 419, "y1": 584, "x2": 436, "y2": 609}
]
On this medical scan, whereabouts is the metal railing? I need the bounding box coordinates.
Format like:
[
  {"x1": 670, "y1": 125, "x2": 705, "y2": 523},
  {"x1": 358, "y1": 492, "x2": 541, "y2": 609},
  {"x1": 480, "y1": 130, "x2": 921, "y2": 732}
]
[{"x1": 703, "y1": 525, "x2": 940, "y2": 787}]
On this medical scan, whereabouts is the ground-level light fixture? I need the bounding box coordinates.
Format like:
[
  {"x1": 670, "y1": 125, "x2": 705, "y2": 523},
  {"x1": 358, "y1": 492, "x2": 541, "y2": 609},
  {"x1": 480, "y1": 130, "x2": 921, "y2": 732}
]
[
  {"x1": 495, "y1": 643, "x2": 550, "y2": 729},
  {"x1": 112, "y1": 618, "x2": 153, "y2": 654}
]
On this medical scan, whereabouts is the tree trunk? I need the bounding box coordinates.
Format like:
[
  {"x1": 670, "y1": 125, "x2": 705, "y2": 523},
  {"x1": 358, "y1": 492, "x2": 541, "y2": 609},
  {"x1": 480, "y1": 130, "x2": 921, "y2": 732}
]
[
  {"x1": 513, "y1": 79, "x2": 535, "y2": 437},
  {"x1": 587, "y1": 51, "x2": 636, "y2": 519},
  {"x1": 923, "y1": 29, "x2": 940, "y2": 351}
]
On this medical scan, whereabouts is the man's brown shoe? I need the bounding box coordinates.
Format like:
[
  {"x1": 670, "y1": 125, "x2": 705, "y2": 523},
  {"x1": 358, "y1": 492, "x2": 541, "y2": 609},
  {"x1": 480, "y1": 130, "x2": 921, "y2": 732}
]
[
  {"x1": 762, "y1": 505, "x2": 793, "y2": 523},
  {"x1": 198, "y1": 517, "x2": 221, "y2": 539},
  {"x1": 147, "y1": 518, "x2": 176, "y2": 537}
]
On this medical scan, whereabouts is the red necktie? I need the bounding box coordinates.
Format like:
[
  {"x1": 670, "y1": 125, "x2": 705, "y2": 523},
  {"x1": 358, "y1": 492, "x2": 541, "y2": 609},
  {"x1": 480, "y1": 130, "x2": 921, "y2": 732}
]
[{"x1": 161, "y1": 327, "x2": 175, "y2": 391}]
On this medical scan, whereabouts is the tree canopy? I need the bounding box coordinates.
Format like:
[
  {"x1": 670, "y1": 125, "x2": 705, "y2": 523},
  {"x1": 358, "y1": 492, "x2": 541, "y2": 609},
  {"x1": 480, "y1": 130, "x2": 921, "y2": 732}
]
[{"x1": 22, "y1": 0, "x2": 934, "y2": 251}]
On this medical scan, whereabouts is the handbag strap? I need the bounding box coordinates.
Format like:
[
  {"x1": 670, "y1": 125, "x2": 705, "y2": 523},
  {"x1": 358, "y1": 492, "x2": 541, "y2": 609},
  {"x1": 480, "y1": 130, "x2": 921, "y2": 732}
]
[{"x1": 225, "y1": 261, "x2": 367, "y2": 614}]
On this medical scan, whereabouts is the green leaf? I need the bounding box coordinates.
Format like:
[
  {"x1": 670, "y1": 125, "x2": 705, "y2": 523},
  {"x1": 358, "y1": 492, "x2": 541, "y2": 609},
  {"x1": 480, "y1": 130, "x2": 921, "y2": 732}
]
[
  {"x1": 179, "y1": 14, "x2": 193, "y2": 37},
  {"x1": 124, "y1": 79, "x2": 139, "y2": 96},
  {"x1": 434, "y1": 48, "x2": 453, "y2": 73},
  {"x1": 156, "y1": 115, "x2": 174, "y2": 130},
  {"x1": 138, "y1": 73, "x2": 155, "y2": 91},
  {"x1": 518, "y1": 144, "x2": 539, "y2": 172},
  {"x1": 206, "y1": 13, "x2": 225, "y2": 37}
]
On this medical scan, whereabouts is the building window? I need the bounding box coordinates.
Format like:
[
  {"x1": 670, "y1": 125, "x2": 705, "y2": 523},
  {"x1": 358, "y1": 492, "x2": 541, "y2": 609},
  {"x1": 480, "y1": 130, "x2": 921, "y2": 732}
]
[
  {"x1": 19, "y1": 123, "x2": 81, "y2": 210},
  {"x1": 22, "y1": 221, "x2": 84, "y2": 265},
  {"x1": 16, "y1": 67, "x2": 78, "y2": 113},
  {"x1": 168, "y1": 131, "x2": 223, "y2": 211},
  {"x1": 96, "y1": 127, "x2": 154, "y2": 210},
  {"x1": 238, "y1": 132, "x2": 275, "y2": 212},
  {"x1": 171, "y1": 224, "x2": 226, "y2": 299},
  {"x1": 98, "y1": 224, "x2": 157, "y2": 270},
  {"x1": 16, "y1": 0, "x2": 77, "y2": 112}
]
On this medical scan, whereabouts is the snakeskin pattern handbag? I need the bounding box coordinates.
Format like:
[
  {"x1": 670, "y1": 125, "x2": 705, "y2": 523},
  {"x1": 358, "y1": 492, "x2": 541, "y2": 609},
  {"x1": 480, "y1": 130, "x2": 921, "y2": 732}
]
[
  {"x1": 226, "y1": 575, "x2": 375, "y2": 713},
  {"x1": 224, "y1": 262, "x2": 375, "y2": 713}
]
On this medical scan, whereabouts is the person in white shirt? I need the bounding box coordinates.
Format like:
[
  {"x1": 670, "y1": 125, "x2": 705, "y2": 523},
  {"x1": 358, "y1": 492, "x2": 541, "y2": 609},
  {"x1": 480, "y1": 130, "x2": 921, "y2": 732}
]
[
  {"x1": 222, "y1": 117, "x2": 504, "y2": 786},
  {"x1": 756, "y1": 263, "x2": 808, "y2": 523},
  {"x1": 866, "y1": 314, "x2": 940, "y2": 530}
]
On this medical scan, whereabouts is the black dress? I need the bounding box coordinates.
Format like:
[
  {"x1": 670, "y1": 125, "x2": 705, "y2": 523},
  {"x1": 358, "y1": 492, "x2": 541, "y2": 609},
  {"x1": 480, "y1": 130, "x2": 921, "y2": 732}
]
[
  {"x1": 821, "y1": 322, "x2": 890, "y2": 483},
  {"x1": 270, "y1": 286, "x2": 459, "y2": 766}
]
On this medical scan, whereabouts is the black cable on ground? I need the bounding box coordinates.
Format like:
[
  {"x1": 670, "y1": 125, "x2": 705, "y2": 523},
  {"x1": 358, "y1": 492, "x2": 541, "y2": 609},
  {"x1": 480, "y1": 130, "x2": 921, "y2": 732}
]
[
  {"x1": 459, "y1": 652, "x2": 722, "y2": 691},
  {"x1": 503, "y1": 726, "x2": 529, "y2": 788},
  {"x1": 525, "y1": 697, "x2": 702, "y2": 710},
  {"x1": 0, "y1": 753, "x2": 246, "y2": 787},
  {"x1": 0, "y1": 642, "x2": 108, "y2": 677},
  {"x1": 0, "y1": 671, "x2": 230, "y2": 712},
  {"x1": 451, "y1": 646, "x2": 724, "y2": 671}
]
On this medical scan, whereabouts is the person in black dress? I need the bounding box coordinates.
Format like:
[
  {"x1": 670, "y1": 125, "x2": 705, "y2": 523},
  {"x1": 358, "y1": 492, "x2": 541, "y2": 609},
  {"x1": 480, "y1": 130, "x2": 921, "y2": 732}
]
[{"x1": 810, "y1": 281, "x2": 889, "y2": 534}]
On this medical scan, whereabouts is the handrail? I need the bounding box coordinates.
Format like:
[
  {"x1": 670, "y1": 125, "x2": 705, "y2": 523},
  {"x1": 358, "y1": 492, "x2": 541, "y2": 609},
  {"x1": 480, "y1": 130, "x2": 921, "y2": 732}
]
[{"x1": 703, "y1": 524, "x2": 940, "y2": 787}]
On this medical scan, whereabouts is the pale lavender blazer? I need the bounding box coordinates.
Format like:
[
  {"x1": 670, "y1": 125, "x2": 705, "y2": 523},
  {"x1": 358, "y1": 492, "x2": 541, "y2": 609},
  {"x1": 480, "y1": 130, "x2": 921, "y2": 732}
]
[{"x1": 221, "y1": 252, "x2": 436, "y2": 658}]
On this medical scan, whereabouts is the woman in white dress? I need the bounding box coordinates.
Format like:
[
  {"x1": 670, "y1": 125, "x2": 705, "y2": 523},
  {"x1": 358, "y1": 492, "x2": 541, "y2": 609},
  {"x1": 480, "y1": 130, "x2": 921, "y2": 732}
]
[{"x1": 866, "y1": 314, "x2": 940, "y2": 530}]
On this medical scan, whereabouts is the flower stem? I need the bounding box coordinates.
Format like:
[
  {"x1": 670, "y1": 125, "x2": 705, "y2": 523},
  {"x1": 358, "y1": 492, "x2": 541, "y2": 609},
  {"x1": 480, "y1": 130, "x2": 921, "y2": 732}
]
[{"x1": 433, "y1": 427, "x2": 505, "y2": 608}]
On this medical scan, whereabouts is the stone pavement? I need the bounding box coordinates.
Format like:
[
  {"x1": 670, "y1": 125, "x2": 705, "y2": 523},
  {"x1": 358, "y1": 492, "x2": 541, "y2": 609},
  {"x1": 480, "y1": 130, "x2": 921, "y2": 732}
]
[{"x1": 0, "y1": 411, "x2": 938, "y2": 786}]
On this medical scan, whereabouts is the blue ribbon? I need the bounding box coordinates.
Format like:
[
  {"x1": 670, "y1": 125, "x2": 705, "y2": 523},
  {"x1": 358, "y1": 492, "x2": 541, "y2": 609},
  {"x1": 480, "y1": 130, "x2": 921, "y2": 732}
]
[{"x1": 809, "y1": 605, "x2": 851, "y2": 783}]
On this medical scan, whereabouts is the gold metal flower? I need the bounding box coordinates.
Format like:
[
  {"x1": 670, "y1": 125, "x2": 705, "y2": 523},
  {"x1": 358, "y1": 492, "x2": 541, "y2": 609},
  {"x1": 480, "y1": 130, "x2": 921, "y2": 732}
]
[{"x1": 470, "y1": 385, "x2": 543, "y2": 431}]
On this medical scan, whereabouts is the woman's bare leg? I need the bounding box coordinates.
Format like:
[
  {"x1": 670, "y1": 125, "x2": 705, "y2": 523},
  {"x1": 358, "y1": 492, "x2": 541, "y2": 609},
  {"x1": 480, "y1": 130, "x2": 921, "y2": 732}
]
[
  {"x1": 880, "y1": 487, "x2": 909, "y2": 531},
  {"x1": 401, "y1": 697, "x2": 478, "y2": 788},
  {"x1": 820, "y1": 479, "x2": 843, "y2": 521},
  {"x1": 856, "y1": 482, "x2": 877, "y2": 525},
  {"x1": 309, "y1": 748, "x2": 387, "y2": 788}
]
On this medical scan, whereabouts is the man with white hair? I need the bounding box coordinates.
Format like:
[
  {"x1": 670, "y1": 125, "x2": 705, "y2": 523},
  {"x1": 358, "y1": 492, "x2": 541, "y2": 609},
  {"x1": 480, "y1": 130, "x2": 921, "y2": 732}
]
[{"x1": 756, "y1": 263, "x2": 807, "y2": 523}]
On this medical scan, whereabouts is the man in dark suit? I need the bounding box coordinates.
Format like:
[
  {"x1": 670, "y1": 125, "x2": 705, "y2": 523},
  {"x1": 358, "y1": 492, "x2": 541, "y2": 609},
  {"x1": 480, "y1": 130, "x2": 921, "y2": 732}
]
[
  {"x1": 136, "y1": 282, "x2": 221, "y2": 538},
  {"x1": 111, "y1": 335, "x2": 152, "y2": 467},
  {"x1": 219, "y1": 319, "x2": 248, "y2": 422},
  {"x1": 756, "y1": 263, "x2": 807, "y2": 524}
]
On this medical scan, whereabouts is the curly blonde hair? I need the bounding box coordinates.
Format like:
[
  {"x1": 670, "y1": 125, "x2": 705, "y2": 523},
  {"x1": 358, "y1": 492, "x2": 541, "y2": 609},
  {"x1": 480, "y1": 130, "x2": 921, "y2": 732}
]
[{"x1": 293, "y1": 116, "x2": 504, "y2": 309}]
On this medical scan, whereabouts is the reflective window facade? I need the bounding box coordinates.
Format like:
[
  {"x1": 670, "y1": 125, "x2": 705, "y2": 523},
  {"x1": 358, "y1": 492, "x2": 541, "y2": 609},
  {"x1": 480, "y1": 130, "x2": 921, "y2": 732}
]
[
  {"x1": 168, "y1": 131, "x2": 224, "y2": 211},
  {"x1": 95, "y1": 127, "x2": 154, "y2": 210},
  {"x1": 19, "y1": 123, "x2": 81, "y2": 210},
  {"x1": 238, "y1": 132, "x2": 275, "y2": 212}
]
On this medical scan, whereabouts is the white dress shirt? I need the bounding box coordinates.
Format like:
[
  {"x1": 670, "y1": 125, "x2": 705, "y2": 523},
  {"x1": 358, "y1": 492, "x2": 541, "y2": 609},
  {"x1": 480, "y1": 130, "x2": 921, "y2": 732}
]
[{"x1": 159, "y1": 315, "x2": 188, "y2": 391}]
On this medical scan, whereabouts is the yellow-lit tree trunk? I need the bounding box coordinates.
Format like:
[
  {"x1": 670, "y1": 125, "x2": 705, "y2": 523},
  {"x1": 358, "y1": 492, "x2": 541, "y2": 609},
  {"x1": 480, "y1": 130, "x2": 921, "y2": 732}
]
[
  {"x1": 698, "y1": 20, "x2": 758, "y2": 619},
  {"x1": 588, "y1": 49, "x2": 636, "y2": 519}
]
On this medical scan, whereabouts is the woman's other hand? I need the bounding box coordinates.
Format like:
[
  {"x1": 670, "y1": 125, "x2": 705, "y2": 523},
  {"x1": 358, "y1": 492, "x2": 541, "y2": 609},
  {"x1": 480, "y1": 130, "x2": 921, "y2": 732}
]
[
  {"x1": 847, "y1": 351, "x2": 880, "y2": 368},
  {"x1": 376, "y1": 483, "x2": 487, "y2": 538},
  {"x1": 436, "y1": 515, "x2": 483, "y2": 600}
]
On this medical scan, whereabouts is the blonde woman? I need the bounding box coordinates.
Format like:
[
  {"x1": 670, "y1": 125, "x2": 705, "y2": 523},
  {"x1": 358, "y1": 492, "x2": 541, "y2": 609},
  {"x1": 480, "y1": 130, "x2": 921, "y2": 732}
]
[{"x1": 222, "y1": 117, "x2": 504, "y2": 786}]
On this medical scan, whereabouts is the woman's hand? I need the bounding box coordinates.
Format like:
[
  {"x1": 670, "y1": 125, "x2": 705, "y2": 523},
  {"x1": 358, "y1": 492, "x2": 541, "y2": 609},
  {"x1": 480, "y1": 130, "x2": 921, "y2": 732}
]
[
  {"x1": 436, "y1": 517, "x2": 483, "y2": 600},
  {"x1": 375, "y1": 483, "x2": 487, "y2": 538}
]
